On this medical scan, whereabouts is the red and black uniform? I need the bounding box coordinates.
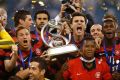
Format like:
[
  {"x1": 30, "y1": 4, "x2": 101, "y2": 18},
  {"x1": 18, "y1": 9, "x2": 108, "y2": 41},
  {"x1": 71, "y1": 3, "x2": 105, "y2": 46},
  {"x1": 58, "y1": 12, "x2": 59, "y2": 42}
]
[
  {"x1": 31, "y1": 30, "x2": 48, "y2": 54},
  {"x1": 16, "y1": 48, "x2": 38, "y2": 70},
  {"x1": 6, "y1": 28, "x2": 17, "y2": 42},
  {"x1": 4, "y1": 47, "x2": 41, "y2": 78},
  {"x1": 0, "y1": 49, "x2": 11, "y2": 80},
  {"x1": 95, "y1": 38, "x2": 120, "y2": 72},
  {"x1": 62, "y1": 58, "x2": 112, "y2": 80}
]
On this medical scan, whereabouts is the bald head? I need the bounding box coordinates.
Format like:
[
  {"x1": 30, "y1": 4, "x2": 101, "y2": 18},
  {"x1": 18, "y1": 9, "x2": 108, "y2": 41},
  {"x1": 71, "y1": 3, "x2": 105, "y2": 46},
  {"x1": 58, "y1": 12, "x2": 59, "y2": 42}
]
[
  {"x1": 0, "y1": 8, "x2": 7, "y2": 17},
  {"x1": 90, "y1": 24, "x2": 103, "y2": 39}
]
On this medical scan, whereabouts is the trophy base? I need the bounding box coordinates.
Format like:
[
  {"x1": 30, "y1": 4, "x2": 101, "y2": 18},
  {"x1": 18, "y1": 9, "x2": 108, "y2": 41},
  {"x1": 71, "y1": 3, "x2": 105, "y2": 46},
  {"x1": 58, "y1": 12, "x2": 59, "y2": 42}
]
[{"x1": 46, "y1": 44, "x2": 78, "y2": 56}]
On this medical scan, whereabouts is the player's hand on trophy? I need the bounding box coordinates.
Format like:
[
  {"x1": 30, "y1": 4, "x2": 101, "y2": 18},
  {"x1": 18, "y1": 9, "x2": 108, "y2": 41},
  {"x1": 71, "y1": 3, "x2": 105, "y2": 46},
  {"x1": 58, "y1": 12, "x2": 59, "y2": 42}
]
[
  {"x1": 40, "y1": 51, "x2": 51, "y2": 62},
  {"x1": 61, "y1": 21, "x2": 72, "y2": 35}
]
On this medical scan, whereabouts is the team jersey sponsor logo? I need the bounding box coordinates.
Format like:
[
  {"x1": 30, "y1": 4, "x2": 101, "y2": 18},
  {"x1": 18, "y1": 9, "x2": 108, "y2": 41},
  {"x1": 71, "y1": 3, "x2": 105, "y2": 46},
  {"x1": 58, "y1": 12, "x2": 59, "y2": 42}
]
[
  {"x1": 35, "y1": 48, "x2": 42, "y2": 56},
  {"x1": 76, "y1": 73, "x2": 82, "y2": 76},
  {"x1": 95, "y1": 72, "x2": 101, "y2": 78},
  {"x1": 115, "y1": 50, "x2": 120, "y2": 56}
]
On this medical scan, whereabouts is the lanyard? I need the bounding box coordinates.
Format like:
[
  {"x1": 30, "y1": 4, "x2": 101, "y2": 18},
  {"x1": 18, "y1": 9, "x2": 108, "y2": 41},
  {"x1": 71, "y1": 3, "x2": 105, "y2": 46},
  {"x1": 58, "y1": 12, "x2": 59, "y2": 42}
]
[
  {"x1": 19, "y1": 48, "x2": 33, "y2": 69},
  {"x1": 103, "y1": 39, "x2": 115, "y2": 66}
]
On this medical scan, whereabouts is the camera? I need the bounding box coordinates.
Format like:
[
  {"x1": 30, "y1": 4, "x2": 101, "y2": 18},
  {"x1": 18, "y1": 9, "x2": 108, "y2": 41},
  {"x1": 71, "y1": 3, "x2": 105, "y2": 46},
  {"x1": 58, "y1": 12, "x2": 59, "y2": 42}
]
[
  {"x1": 60, "y1": 0, "x2": 75, "y2": 14},
  {"x1": 61, "y1": 0, "x2": 70, "y2": 4}
]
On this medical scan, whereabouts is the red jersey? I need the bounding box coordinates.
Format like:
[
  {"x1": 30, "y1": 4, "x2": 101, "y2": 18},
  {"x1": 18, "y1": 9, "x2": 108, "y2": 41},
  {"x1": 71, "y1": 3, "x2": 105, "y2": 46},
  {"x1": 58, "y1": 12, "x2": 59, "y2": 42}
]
[
  {"x1": 96, "y1": 39, "x2": 120, "y2": 61},
  {"x1": 0, "y1": 49, "x2": 11, "y2": 79},
  {"x1": 31, "y1": 30, "x2": 47, "y2": 55},
  {"x1": 63, "y1": 58, "x2": 112, "y2": 80},
  {"x1": 95, "y1": 38, "x2": 120, "y2": 72}
]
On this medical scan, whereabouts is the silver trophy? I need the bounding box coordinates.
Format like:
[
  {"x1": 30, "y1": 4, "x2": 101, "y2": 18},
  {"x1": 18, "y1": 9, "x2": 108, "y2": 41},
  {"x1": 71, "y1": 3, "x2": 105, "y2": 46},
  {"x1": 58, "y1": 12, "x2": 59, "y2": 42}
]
[{"x1": 41, "y1": 19, "x2": 78, "y2": 56}]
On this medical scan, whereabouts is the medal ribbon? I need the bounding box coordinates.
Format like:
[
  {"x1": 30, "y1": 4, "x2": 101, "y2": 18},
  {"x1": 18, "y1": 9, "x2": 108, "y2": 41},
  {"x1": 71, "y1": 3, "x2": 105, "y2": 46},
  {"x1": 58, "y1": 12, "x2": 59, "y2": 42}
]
[
  {"x1": 103, "y1": 39, "x2": 115, "y2": 72},
  {"x1": 19, "y1": 48, "x2": 32, "y2": 69}
]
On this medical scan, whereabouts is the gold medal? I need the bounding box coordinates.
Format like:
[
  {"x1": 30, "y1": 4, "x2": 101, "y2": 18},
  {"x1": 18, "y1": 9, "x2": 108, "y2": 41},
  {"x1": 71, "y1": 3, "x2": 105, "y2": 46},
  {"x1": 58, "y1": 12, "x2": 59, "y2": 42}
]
[{"x1": 20, "y1": 67, "x2": 23, "y2": 71}]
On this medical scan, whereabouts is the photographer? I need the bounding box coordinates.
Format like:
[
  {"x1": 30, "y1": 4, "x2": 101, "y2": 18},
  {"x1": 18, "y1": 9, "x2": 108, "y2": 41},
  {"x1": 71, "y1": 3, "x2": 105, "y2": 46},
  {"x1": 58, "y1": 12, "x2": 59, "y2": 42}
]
[
  {"x1": 55, "y1": 0, "x2": 94, "y2": 33},
  {"x1": 55, "y1": 0, "x2": 81, "y2": 20}
]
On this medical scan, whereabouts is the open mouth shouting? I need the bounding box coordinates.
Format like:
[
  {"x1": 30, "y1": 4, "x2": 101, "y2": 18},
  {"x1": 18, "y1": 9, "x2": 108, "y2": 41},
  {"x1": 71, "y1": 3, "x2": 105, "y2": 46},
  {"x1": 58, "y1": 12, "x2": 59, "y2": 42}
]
[
  {"x1": 105, "y1": 31, "x2": 114, "y2": 39},
  {"x1": 105, "y1": 32, "x2": 113, "y2": 36},
  {"x1": 22, "y1": 39, "x2": 29, "y2": 48},
  {"x1": 77, "y1": 27, "x2": 82, "y2": 33},
  {"x1": 23, "y1": 40, "x2": 28, "y2": 43}
]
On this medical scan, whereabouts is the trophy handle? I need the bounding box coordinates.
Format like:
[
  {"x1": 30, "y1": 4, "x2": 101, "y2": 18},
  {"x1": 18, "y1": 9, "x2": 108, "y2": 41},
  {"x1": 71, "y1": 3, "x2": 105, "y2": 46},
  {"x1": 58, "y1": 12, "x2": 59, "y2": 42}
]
[
  {"x1": 41, "y1": 23, "x2": 50, "y2": 47},
  {"x1": 41, "y1": 21, "x2": 71, "y2": 47}
]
